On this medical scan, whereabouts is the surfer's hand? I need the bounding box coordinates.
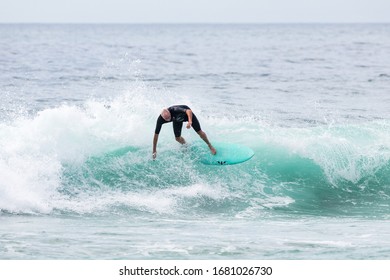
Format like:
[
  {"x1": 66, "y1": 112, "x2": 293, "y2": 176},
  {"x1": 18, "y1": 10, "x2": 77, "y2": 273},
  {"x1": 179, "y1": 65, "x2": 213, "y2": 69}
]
[
  {"x1": 186, "y1": 122, "x2": 192, "y2": 129},
  {"x1": 152, "y1": 152, "x2": 157, "y2": 160}
]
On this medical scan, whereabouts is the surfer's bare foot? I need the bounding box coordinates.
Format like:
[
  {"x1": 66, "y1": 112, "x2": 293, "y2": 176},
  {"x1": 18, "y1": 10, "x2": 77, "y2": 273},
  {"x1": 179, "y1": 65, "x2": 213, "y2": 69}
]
[{"x1": 210, "y1": 146, "x2": 217, "y2": 155}]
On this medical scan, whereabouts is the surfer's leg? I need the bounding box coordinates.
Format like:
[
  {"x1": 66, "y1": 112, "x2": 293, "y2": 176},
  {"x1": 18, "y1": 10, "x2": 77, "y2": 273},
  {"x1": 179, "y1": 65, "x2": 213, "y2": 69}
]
[
  {"x1": 173, "y1": 122, "x2": 186, "y2": 144},
  {"x1": 191, "y1": 115, "x2": 216, "y2": 154},
  {"x1": 197, "y1": 130, "x2": 216, "y2": 155}
]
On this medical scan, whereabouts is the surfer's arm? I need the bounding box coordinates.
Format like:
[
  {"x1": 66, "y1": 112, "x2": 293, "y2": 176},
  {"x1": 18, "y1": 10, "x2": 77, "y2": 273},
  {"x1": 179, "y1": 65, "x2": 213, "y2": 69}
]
[
  {"x1": 152, "y1": 133, "x2": 159, "y2": 159},
  {"x1": 153, "y1": 116, "x2": 165, "y2": 159},
  {"x1": 186, "y1": 109, "x2": 193, "y2": 129}
]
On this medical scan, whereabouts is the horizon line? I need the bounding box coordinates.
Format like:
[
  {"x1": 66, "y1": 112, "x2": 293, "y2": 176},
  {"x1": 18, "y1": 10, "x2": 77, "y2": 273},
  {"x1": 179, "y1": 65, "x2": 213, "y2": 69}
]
[{"x1": 1, "y1": 21, "x2": 389, "y2": 25}]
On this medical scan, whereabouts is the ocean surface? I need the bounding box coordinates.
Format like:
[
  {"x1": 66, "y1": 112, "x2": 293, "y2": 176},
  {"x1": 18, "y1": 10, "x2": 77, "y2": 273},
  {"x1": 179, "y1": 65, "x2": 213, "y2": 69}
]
[{"x1": 1, "y1": 23, "x2": 390, "y2": 259}]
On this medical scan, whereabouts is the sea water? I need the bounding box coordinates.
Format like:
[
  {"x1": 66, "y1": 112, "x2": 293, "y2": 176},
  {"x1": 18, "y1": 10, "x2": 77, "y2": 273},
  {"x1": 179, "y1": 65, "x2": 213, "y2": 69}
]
[{"x1": 0, "y1": 24, "x2": 390, "y2": 259}]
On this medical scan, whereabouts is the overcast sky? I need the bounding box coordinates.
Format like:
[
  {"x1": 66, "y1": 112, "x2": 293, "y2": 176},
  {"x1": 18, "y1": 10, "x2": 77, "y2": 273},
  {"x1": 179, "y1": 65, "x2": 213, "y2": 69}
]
[{"x1": 0, "y1": 0, "x2": 389, "y2": 23}]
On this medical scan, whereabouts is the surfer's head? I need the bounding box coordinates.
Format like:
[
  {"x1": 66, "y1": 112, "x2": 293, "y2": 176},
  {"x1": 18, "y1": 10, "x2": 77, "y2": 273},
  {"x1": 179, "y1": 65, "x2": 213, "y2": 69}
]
[{"x1": 161, "y1": 108, "x2": 171, "y2": 121}]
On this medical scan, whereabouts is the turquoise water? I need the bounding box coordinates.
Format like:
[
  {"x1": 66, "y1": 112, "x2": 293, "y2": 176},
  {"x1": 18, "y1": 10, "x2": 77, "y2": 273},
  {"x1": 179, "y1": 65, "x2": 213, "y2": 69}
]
[{"x1": 1, "y1": 24, "x2": 390, "y2": 259}]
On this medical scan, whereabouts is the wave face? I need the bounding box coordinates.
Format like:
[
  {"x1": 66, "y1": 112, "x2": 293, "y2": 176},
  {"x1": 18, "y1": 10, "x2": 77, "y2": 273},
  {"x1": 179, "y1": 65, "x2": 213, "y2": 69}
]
[{"x1": 1, "y1": 90, "x2": 390, "y2": 218}]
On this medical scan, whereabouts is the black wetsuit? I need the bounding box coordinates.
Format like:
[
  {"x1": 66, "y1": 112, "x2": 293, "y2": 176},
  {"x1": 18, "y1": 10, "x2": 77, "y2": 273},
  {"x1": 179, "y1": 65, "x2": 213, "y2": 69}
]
[{"x1": 155, "y1": 105, "x2": 201, "y2": 137}]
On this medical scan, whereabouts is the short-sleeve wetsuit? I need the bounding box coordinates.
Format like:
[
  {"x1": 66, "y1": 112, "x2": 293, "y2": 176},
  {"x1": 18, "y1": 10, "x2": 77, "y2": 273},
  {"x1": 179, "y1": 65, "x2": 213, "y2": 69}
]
[{"x1": 155, "y1": 105, "x2": 202, "y2": 137}]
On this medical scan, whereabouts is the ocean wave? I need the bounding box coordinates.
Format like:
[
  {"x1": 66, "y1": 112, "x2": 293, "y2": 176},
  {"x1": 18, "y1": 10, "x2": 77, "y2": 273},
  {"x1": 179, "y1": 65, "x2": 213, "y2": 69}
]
[{"x1": 1, "y1": 91, "x2": 390, "y2": 216}]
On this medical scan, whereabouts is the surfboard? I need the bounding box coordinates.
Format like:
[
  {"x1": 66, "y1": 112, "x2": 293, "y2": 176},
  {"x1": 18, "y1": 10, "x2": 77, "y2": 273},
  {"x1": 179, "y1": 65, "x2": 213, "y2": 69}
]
[{"x1": 192, "y1": 142, "x2": 254, "y2": 165}]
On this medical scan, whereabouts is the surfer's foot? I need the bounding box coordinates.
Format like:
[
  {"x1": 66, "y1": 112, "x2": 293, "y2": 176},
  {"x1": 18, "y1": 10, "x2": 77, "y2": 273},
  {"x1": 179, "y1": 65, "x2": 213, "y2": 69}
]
[{"x1": 209, "y1": 145, "x2": 217, "y2": 155}]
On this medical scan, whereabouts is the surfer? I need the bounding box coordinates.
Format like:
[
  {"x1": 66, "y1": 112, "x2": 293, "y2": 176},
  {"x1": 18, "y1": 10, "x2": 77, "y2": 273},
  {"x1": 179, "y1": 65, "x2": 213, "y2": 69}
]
[{"x1": 153, "y1": 105, "x2": 216, "y2": 159}]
